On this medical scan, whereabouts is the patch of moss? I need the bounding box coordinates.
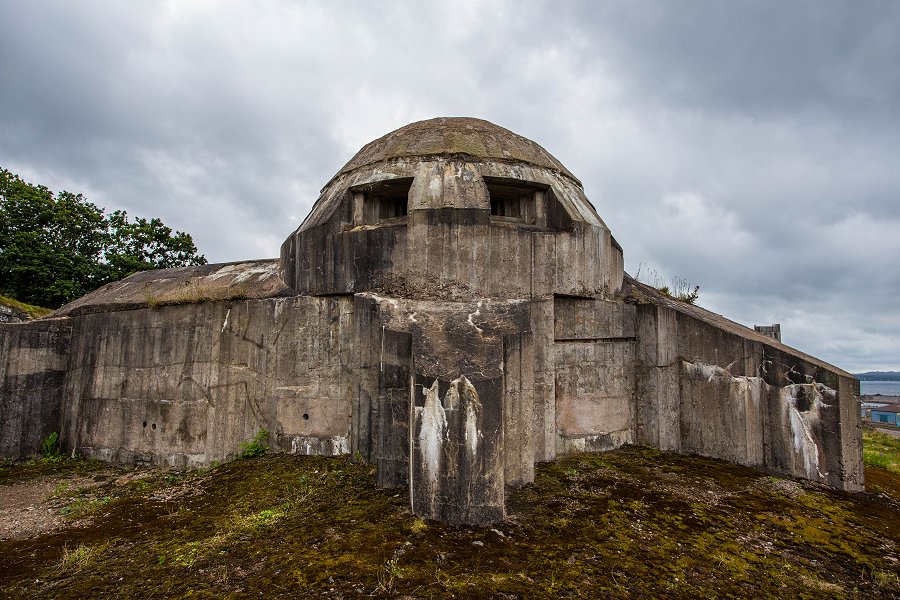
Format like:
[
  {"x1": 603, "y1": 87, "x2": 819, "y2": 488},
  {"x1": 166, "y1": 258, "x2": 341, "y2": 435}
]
[
  {"x1": 143, "y1": 280, "x2": 250, "y2": 309},
  {"x1": 1, "y1": 448, "x2": 897, "y2": 599},
  {"x1": 0, "y1": 456, "x2": 106, "y2": 485}
]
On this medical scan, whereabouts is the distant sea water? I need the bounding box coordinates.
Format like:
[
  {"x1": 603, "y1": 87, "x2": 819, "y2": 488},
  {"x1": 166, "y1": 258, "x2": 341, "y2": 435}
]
[{"x1": 860, "y1": 381, "x2": 900, "y2": 396}]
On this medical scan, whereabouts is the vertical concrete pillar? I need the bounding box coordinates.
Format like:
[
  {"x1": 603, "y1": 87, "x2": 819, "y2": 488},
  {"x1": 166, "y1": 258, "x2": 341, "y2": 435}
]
[
  {"x1": 351, "y1": 296, "x2": 379, "y2": 462},
  {"x1": 635, "y1": 304, "x2": 680, "y2": 451},
  {"x1": 531, "y1": 298, "x2": 556, "y2": 463},
  {"x1": 655, "y1": 306, "x2": 680, "y2": 452},
  {"x1": 534, "y1": 190, "x2": 547, "y2": 229},
  {"x1": 837, "y1": 375, "x2": 864, "y2": 491},
  {"x1": 503, "y1": 332, "x2": 535, "y2": 485},
  {"x1": 410, "y1": 373, "x2": 504, "y2": 524},
  {"x1": 374, "y1": 329, "x2": 413, "y2": 488},
  {"x1": 352, "y1": 192, "x2": 365, "y2": 226}
]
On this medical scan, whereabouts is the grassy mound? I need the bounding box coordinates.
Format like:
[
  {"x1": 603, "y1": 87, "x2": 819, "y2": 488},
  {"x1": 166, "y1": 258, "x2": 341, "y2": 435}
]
[
  {"x1": 1, "y1": 447, "x2": 897, "y2": 599},
  {"x1": 0, "y1": 294, "x2": 52, "y2": 319},
  {"x1": 864, "y1": 428, "x2": 900, "y2": 472}
]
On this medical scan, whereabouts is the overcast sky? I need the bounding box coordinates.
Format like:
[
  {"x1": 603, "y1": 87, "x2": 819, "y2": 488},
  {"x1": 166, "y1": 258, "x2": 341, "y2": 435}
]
[{"x1": 1, "y1": 1, "x2": 898, "y2": 372}]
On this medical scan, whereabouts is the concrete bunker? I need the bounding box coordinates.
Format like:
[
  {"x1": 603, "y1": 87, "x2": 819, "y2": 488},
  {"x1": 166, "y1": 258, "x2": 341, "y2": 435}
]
[{"x1": 0, "y1": 117, "x2": 863, "y2": 525}]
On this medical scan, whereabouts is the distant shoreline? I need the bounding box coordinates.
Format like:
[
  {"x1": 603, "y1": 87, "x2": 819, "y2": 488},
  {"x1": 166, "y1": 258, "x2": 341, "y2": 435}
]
[{"x1": 855, "y1": 371, "x2": 900, "y2": 381}]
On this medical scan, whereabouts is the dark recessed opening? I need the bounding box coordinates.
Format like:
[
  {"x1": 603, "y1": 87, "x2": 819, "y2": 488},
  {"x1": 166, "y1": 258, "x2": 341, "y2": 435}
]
[
  {"x1": 485, "y1": 178, "x2": 545, "y2": 225},
  {"x1": 786, "y1": 367, "x2": 805, "y2": 385},
  {"x1": 303, "y1": 413, "x2": 310, "y2": 421},
  {"x1": 795, "y1": 387, "x2": 812, "y2": 412},
  {"x1": 355, "y1": 178, "x2": 412, "y2": 224},
  {"x1": 142, "y1": 421, "x2": 147, "y2": 428},
  {"x1": 151, "y1": 423, "x2": 157, "y2": 430},
  {"x1": 490, "y1": 194, "x2": 523, "y2": 218}
]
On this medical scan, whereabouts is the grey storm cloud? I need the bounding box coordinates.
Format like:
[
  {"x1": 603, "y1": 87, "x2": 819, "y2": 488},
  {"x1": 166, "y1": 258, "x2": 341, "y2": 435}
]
[{"x1": 1, "y1": 0, "x2": 898, "y2": 372}]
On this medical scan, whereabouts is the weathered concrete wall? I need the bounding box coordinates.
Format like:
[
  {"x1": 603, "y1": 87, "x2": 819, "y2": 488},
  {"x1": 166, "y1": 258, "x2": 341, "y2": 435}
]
[
  {"x1": 0, "y1": 319, "x2": 71, "y2": 459},
  {"x1": 285, "y1": 209, "x2": 621, "y2": 301},
  {"x1": 553, "y1": 296, "x2": 637, "y2": 454},
  {"x1": 61, "y1": 296, "x2": 354, "y2": 467},
  {"x1": 0, "y1": 285, "x2": 862, "y2": 494},
  {"x1": 554, "y1": 341, "x2": 635, "y2": 451},
  {"x1": 758, "y1": 344, "x2": 863, "y2": 490},
  {"x1": 632, "y1": 292, "x2": 863, "y2": 492}
]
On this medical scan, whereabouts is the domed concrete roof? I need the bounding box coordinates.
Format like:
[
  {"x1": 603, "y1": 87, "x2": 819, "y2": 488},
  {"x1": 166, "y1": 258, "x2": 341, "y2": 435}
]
[{"x1": 336, "y1": 117, "x2": 579, "y2": 184}]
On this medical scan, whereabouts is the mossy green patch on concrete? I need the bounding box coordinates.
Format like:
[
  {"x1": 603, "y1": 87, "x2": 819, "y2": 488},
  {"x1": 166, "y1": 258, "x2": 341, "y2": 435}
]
[
  {"x1": 1, "y1": 447, "x2": 897, "y2": 599},
  {"x1": 0, "y1": 294, "x2": 52, "y2": 319}
]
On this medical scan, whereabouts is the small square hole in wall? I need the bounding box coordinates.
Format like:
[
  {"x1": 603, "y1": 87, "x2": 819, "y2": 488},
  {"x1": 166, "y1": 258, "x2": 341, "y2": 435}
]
[
  {"x1": 354, "y1": 178, "x2": 412, "y2": 225},
  {"x1": 485, "y1": 178, "x2": 545, "y2": 225}
]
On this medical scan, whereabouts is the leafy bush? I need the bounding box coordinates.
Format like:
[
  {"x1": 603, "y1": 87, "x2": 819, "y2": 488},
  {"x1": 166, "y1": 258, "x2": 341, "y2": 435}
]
[
  {"x1": 40, "y1": 432, "x2": 62, "y2": 461},
  {"x1": 239, "y1": 429, "x2": 269, "y2": 459}
]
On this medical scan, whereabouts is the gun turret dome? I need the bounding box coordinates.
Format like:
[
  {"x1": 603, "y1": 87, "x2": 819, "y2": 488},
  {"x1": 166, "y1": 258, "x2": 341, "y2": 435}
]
[
  {"x1": 333, "y1": 117, "x2": 579, "y2": 184},
  {"x1": 281, "y1": 117, "x2": 618, "y2": 299}
]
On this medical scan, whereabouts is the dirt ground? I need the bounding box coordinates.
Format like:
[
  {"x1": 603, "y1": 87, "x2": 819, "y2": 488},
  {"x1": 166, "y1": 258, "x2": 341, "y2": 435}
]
[
  {"x1": 0, "y1": 475, "x2": 77, "y2": 539},
  {"x1": 0, "y1": 461, "x2": 185, "y2": 541}
]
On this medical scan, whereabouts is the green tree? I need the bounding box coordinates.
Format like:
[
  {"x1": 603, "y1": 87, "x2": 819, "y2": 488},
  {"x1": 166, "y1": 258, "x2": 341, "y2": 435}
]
[
  {"x1": 103, "y1": 210, "x2": 206, "y2": 282},
  {"x1": 0, "y1": 168, "x2": 206, "y2": 308}
]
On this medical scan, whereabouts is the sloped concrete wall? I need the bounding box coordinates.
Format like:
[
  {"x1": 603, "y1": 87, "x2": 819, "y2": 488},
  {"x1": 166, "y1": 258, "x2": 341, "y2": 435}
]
[
  {"x1": 0, "y1": 319, "x2": 71, "y2": 459},
  {"x1": 634, "y1": 302, "x2": 863, "y2": 492}
]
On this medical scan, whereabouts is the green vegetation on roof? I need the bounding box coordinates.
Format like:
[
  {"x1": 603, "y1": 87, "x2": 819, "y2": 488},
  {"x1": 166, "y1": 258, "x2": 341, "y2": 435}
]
[{"x1": 0, "y1": 294, "x2": 52, "y2": 319}]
